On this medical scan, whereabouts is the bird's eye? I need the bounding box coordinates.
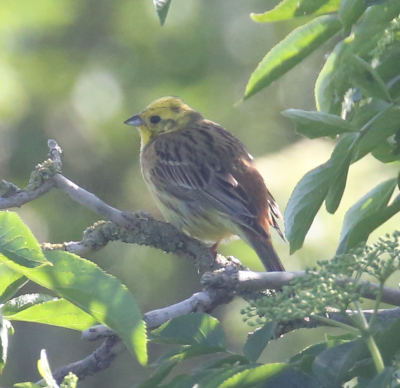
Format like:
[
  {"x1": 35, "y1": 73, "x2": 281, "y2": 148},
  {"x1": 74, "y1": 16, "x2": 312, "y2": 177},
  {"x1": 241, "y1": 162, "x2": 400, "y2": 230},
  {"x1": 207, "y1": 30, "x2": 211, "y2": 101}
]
[{"x1": 150, "y1": 115, "x2": 161, "y2": 124}]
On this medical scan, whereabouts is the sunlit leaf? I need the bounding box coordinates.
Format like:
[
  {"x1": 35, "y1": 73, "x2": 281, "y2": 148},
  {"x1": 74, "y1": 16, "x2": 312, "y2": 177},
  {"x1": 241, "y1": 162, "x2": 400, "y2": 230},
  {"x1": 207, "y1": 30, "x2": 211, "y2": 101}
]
[
  {"x1": 3, "y1": 295, "x2": 97, "y2": 331},
  {"x1": 244, "y1": 15, "x2": 342, "y2": 99},
  {"x1": 0, "y1": 314, "x2": 11, "y2": 373},
  {"x1": 37, "y1": 350, "x2": 58, "y2": 388},
  {"x1": 218, "y1": 363, "x2": 287, "y2": 388},
  {"x1": 0, "y1": 247, "x2": 147, "y2": 365},
  {"x1": 251, "y1": 0, "x2": 340, "y2": 22},
  {"x1": 0, "y1": 263, "x2": 27, "y2": 304},
  {"x1": 0, "y1": 211, "x2": 50, "y2": 269}
]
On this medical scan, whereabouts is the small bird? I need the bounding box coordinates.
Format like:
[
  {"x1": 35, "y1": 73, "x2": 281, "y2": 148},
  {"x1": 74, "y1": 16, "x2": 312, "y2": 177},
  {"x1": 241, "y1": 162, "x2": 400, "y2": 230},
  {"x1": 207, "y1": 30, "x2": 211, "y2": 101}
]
[{"x1": 125, "y1": 97, "x2": 285, "y2": 271}]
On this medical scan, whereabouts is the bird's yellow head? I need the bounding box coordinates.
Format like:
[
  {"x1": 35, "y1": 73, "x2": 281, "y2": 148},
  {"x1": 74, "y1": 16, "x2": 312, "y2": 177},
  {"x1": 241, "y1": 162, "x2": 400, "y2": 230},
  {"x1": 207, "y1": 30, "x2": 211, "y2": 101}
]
[{"x1": 125, "y1": 96, "x2": 203, "y2": 147}]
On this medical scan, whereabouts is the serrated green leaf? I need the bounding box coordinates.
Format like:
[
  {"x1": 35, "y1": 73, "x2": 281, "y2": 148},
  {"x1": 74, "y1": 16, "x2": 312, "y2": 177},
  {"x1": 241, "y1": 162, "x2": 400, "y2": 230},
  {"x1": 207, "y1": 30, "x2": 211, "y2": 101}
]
[
  {"x1": 197, "y1": 365, "x2": 255, "y2": 388},
  {"x1": 3, "y1": 296, "x2": 97, "y2": 330},
  {"x1": 218, "y1": 363, "x2": 287, "y2": 388},
  {"x1": 243, "y1": 322, "x2": 276, "y2": 363},
  {"x1": 337, "y1": 178, "x2": 397, "y2": 254},
  {"x1": 2, "y1": 293, "x2": 53, "y2": 315},
  {"x1": 0, "y1": 211, "x2": 50, "y2": 268},
  {"x1": 153, "y1": 0, "x2": 172, "y2": 26},
  {"x1": 0, "y1": 263, "x2": 27, "y2": 303},
  {"x1": 151, "y1": 313, "x2": 225, "y2": 348},
  {"x1": 348, "y1": 55, "x2": 393, "y2": 102},
  {"x1": 338, "y1": 0, "x2": 368, "y2": 32},
  {"x1": 244, "y1": 15, "x2": 342, "y2": 100},
  {"x1": 282, "y1": 109, "x2": 357, "y2": 138},
  {"x1": 0, "y1": 249, "x2": 147, "y2": 365},
  {"x1": 251, "y1": 0, "x2": 340, "y2": 23},
  {"x1": 285, "y1": 133, "x2": 358, "y2": 253}
]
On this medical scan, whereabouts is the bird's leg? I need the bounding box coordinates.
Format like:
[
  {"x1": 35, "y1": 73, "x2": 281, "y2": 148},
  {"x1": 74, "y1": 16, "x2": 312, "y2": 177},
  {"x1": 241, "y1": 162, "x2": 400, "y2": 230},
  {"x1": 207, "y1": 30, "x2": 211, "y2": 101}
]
[{"x1": 209, "y1": 241, "x2": 220, "y2": 256}]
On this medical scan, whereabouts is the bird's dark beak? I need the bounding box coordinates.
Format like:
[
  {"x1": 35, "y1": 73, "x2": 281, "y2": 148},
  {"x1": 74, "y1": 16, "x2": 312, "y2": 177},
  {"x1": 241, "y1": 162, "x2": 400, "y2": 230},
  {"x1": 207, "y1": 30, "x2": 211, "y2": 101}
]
[{"x1": 124, "y1": 114, "x2": 143, "y2": 126}]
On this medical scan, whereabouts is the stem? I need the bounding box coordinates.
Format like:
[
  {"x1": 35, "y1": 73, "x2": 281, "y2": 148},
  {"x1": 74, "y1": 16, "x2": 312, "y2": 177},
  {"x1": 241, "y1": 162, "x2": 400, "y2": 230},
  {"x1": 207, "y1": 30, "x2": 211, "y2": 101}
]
[
  {"x1": 312, "y1": 314, "x2": 361, "y2": 334},
  {"x1": 368, "y1": 282, "x2": 384, "y2": 329},
  {"x1": 353, "y1": 302, "x2": 385, "y2": 374}
]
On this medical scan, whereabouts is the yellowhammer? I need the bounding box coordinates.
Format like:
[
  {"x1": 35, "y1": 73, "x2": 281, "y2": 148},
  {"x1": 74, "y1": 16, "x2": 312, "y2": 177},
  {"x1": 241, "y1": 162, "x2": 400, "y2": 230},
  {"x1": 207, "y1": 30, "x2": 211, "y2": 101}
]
[{"x1": 125, "y1": 96, "x2": 285, "y2": 271}]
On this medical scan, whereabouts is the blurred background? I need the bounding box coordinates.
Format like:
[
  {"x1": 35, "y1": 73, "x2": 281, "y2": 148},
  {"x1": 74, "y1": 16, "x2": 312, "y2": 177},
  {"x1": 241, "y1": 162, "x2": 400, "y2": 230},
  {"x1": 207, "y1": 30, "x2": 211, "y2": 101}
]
[{"x1": 1, "y1": 0, "x2": 399, "y2": 387}]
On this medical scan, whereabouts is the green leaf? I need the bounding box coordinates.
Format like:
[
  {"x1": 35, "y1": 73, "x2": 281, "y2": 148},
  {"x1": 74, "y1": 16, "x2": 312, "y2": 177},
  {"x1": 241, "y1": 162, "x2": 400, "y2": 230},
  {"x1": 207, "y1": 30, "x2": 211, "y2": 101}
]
[
  {"x1": 153, "y1": 0, "x2": 172, "y2": 26},
  {"x1": 0, "y1": 249, "x2": 147, "y2": 365},
  {"x1": 151, "y1": 313, "x2": 225, "y2": 347},
  {"x1": 285, "y1": 133, "x2": 358, "y2": 253},
  {"x1": 0, "y1": 263, "x2": 27, "y2": 303},
  {"x1": 324, "y1": 147, "x2": 352, "y2": 214},
  {"x1": 38, "y1": 350, "x2": 58, "y2": 388},
  {"x1": 315, "y1": 40, "x2": 350, "y2": 114},
  {"x1": 338, "y1": 0, "x2": 368, "y2": 32},
  {"x1": 282, "y1": 109, "x2": 357, "y2": 138},
  {"x1": 0, "y1": 211, "x2": 50, "y2": 269},
  {"x1": 197, "y1": 354, "x2": 250, "y2": 370},
  {"x1": 339, "y1": 190, "x2": 400, "y2": 253},
  {"x1": 2, "y1": 293, "x2": 53, "y2": 314},
  {"x1": 0, "y1": 314, "x2": 11, "y2": 373},
  {"x1": 136, "y1": 361, "x2": 177, "y2": 388},
  {"x1": 244, "y1": 15, "x2": 342, "y2": 100},
  {"x1": 353, "y1": 106, "x2": 400, "y2": 161},
  {"x1": 365, "y1": 367, "x2": 394, "y2": 388},
  {"x1": 347, "y1": 1, "x2": 400, "y2": 58},
  {"x1": 218, "y1": 363, "x2": 287, "y2": 388},
  {"x1": 3, "y1": 295, "x2": 97, "y2": 331},
  {"x1": 187, "y1": 365, "x2": 253, "y2": 388},
  {"x1": 289, "y1": 343, "x2": 328, "y2": 374},
  {"x1": 371, "y1": 140, "x2": 400, "y2": 164},
  {"x1": 375, "y1": 318, "x2": 400, "y2": 364},
  {"x1": 312, "y1": 340, "x2": 366, "y2": 388},
  {"x1": 243, "y1": 322, "x2": 276, "y2": 363},
  {"x1": 154, "y1": 343, "x2": 226, "y2": 365},
  {"x1": 251, "y1": 0, "x2": 340, "y2": 22},
  {"x1": 347, "y1": 55, "x2": 393, "y2": 102},
  {"x1": 337, "y1": 178, "x2": 397, "y2": 254}
]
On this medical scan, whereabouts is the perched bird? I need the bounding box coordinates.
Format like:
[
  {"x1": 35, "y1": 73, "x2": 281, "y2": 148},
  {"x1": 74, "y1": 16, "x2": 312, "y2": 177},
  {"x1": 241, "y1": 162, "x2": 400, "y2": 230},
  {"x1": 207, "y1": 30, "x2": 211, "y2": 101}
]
[{"x1": 125, "y1": 96, "x2": 285, "y2": 271}]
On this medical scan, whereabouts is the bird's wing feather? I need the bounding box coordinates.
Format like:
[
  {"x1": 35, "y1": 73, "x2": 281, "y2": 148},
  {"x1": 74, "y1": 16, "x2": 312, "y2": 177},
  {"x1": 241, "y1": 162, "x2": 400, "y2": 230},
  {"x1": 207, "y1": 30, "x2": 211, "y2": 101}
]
[{"x1": 151, "y1": 123, "x2": 261, "y2": 230}]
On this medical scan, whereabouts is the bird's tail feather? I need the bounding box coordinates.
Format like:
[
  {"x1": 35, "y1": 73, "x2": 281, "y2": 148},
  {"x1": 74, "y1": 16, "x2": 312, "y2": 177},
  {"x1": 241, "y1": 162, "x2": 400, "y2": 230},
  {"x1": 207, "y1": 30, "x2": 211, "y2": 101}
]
[{"x1": 246, "y1": 232, "x2": 285, "y2": 272}]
